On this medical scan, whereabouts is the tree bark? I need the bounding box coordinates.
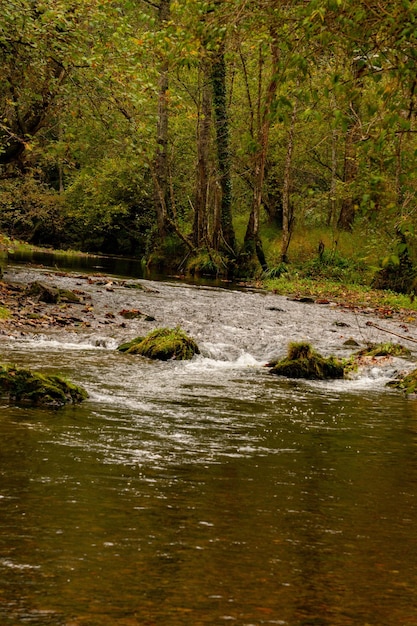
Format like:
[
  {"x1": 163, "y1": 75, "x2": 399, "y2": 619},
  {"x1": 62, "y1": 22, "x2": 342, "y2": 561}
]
[
  {"x1": 211, "y1": 46, "x2": 236, "y2": 254},
  {"x1": 153, "y1": 0, "x2": 171, "y2": 239},
  {"x1": 244, "y1": 36, "x2": 279, "y2": 270},
  {"x1": 193, "y1": 61, "x2": 212, "y2": 247},
  {"x1": 337, "y1": 57, "x2": 364, "y2": 231},
  {"x1": 281, "y1": 99, "x2": 298, "y2": 263},
  {"x1": 0, "y1": 62, "x2": 66, "y2": 168}
]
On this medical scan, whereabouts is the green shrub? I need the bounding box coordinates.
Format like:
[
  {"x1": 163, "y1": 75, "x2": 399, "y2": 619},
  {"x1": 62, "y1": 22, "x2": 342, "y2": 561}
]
[
  {"x1": 187, "y1": 249, "x2": 227, "y2": 277},
  {"x1": 302, "y1": 250, "x2": 367, "y2": 283}
]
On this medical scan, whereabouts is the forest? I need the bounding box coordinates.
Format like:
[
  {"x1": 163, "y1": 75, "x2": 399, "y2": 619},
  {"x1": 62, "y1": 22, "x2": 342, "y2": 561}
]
[{"x1": 1, "y1": 0, "x2": 417, "y2": 291}]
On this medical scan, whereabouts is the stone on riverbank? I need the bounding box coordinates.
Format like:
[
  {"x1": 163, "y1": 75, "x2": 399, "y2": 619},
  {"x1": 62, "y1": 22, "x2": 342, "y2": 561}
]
[
  {"x1": 269, "y1": 341, "x2": 345, "y2": 380},
  {"x1": 0, "y1": 364, "x2": 88, "y2": 407},
  {"x1": 117, "y1": 327, "x2": 200, "y2": 360}
]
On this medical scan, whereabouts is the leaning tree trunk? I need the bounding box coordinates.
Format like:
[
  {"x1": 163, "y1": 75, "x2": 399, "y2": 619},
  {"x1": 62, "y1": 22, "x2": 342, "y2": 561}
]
[
  {"x1": 244, "y1": 39, "x2": 279, "y2": 271},
  {"x1": 211, "y1": 46, "x2": 236, "y2": 255}
]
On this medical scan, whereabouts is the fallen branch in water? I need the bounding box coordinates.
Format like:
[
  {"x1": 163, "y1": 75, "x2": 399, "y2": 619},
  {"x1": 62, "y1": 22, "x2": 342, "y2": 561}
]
[{"x1": 366, "y1": 321, "x2": 417, "y2": 344}]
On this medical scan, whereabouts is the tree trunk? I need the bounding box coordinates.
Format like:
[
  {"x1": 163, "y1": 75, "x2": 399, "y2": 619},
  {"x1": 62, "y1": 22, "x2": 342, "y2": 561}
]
[
  {"x1": 337, "y1": 57, "x2": 364, "y2": 231},
  {"x1": 281, "y1": 99, "x2": 298, "y2": 263},
  {"x1": 244, "y1": 37, "x2": 279, "y2": 270},
  {"x1": 211, "y1": 46, "x2": 235, "y2": 254},
  {"x1": 337, "y1": 128, "x2": 358, "y2": 231},
  {"x1": 193, "y1": 61, "x2": 212, "y2": 247},
  {"x1": 327, "y1": 125, "x2": 338, "y2": 227},
  {"x1": 153, "y1": 0, "x2": 171, "y2": 239},
  {"x1": 0, "y1": 63, "x2": 66, "y2": 169}
]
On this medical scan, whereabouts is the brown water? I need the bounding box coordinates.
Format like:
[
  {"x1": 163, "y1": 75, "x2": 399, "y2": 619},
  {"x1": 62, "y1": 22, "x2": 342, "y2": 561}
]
[{"x1": 1, "y1": 266, "x2": 417, "y2": 625}]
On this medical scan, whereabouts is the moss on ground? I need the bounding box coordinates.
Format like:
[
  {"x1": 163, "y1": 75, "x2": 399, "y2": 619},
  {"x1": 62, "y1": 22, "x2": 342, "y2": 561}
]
[
  {"x1": 0, "y1": 364, "x2": 88, "y2": 407},
  {"x1": 118, "y1": 328, "x2": 200, "y2": 361},
  {"x1": 269, "y1": 341, "x2": 345, "y2": 380}
]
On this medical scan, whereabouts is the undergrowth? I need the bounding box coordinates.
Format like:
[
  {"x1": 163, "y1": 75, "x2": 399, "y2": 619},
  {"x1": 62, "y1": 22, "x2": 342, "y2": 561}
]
[{"x1": 263, "y1": 274, "x2": 417, "y2": 312}]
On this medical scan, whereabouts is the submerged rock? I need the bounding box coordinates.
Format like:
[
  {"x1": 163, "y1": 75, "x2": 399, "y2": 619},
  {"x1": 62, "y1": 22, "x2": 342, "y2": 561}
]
[
  {"x1": 118, "y1": 309, "x2": 143, "y2": 319},
  {"x1": 269, "y1": 341, "x2": 345, "y2": 380},
  {"x1": 117, "y1": 327, "x2": 200, "y2": 361},
  {"x1": 27, "y1": 281, "x2": 81, "y2": 304},
  {"x1": 0, "y1": 364, "x2": 88, "y2": 407},
  {"x1": 343, "y1": 337, "x2": 360, "y2": 346}
]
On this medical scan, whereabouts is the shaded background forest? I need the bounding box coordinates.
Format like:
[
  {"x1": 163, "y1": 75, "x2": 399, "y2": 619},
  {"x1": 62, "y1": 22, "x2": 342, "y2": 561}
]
[{"x1": 1, "y1": 0, "x2": 417, "y2": 285}]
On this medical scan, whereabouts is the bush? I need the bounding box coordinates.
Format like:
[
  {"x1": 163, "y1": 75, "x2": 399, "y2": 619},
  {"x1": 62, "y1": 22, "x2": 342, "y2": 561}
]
[
  {"x1": 187, "y1": 249, "x2": 227, "y2": 277},
  {"x1": 302, "y1": 250, "x2": 367, "y2": 283}
]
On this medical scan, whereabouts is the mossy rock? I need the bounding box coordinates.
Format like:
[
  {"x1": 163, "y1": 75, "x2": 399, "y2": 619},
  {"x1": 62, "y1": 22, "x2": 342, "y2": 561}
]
[
  {"x1": 387, "y1": 368, "x2": 417, "y2": 394},
  {"x1": 355, "y1": 342, "x2": 411, "y2": 358},
  {"x1": 270, "y1": 341, "x2": 345, "y2": 380},
  {"x1": 27, "y1": 282, "x2": 81, "y2": 304},
  {"x1": 0, "y1": 364, "x2": 88, "y2": 407},
  {"x1": 118, "y1": 328, "x2": 200, "y2": 361},
  {"x1": 117, "y1": 336, "x2": 145, "y2": 352}
]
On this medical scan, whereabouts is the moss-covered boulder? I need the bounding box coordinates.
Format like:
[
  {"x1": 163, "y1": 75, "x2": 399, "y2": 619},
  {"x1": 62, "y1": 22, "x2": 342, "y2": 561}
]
[
  {"x1": 269, "y1": 341, "x2": 345, "y2": 380},
  {"x1": 387, "y1": 368, "x2": 417, "y2": 395},
  {"x1": 117, "y1": 327, "x2": 200, "y2": 361},
  {"x1": 355, "y1": 342, "x2": 411, "y2": 358},
  {"x1": 117, "y1": 336, "x2": 145, "y2": 353},
  {"x1": 0, "y1": 364, "x2": 88, "y2": 407}
]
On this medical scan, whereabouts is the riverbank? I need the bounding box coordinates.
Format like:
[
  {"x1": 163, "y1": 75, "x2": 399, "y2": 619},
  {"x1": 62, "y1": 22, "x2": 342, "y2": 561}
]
[
  {"x1": 0, "y1": 237, "x2": 417, "y2": 333},
  {"x1": 0, "y1": 264, "x2": 416, "y2": 366}
]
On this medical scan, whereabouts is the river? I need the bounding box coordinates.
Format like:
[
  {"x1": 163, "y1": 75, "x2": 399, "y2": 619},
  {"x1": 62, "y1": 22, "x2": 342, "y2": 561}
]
[{"x1": 1, "y1": 259, "x2": 417, "y2": 625}]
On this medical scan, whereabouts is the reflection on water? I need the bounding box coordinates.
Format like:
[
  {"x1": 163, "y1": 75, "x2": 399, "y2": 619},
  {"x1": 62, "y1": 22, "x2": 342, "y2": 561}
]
[
  {"x1": 1, "y1": 266, "x2": 417, "y2": 624},
  {"x1": 7, "y1": 248, "x2": 147, "y2": 279},
  {"x1": 1, "y1": 351, "x2": 417, "y2": 625}
]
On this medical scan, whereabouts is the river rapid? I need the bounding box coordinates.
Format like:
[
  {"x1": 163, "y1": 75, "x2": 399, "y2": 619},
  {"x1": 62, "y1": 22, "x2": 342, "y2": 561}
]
[{"x1": 1, "y1": 262, "x2": 417, "y2": 625}]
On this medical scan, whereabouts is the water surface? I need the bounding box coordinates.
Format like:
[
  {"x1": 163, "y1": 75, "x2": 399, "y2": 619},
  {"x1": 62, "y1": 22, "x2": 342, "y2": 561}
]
[{"x1": 1, "y1": 266, "x2": 417, "y2": 625}]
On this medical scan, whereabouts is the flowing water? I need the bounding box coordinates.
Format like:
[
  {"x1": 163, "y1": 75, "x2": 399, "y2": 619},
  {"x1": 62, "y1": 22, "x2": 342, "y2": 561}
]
[{"x1": 1, "y1": 260, "x2": 417, "y2": 625}]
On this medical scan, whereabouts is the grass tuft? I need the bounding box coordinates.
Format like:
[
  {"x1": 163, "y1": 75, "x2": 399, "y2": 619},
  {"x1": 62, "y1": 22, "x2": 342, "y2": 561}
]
[{"x1": 269, "y1": 342, "x2": 345, "y2": 380}]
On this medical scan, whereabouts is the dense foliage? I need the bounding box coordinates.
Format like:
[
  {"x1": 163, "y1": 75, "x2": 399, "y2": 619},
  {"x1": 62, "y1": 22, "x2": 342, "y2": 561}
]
[{"x1": 1, "y1": 0, "x2": 417, "y2": 285}]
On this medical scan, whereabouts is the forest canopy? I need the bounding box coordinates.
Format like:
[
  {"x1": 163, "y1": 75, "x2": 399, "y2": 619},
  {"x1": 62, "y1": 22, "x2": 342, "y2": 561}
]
[{"x1": 1, "y1": 0, "x2": 417, "y2": 285}]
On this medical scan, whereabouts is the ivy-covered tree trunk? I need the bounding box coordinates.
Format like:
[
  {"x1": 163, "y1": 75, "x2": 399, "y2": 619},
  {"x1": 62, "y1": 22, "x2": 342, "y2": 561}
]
[
  {"x1": 211, "y1": 47, "x2": 235, "y2": 254},
  {"x1": 153, "y1": 0, "x2": 171, "y2": 239},
  {"x1": 193, "y1": 61, "x2": 211, "y2": 247}
]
